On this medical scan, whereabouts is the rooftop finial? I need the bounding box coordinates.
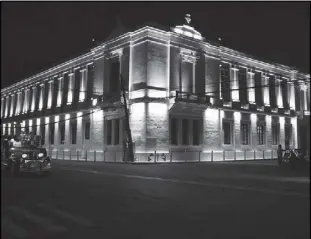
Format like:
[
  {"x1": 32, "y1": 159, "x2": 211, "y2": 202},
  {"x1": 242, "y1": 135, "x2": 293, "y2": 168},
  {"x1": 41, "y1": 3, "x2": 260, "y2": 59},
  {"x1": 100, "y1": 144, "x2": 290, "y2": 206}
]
[{"x1": 185, "y1": 14, "x2": 191, "y2": 25}]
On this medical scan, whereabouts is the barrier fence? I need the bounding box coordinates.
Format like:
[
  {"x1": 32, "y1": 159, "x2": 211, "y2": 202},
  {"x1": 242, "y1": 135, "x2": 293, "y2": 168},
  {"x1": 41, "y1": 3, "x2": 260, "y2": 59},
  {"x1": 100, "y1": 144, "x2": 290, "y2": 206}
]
[{"x1": 49, "y1": 149, "x2": 284, "y2": 163}]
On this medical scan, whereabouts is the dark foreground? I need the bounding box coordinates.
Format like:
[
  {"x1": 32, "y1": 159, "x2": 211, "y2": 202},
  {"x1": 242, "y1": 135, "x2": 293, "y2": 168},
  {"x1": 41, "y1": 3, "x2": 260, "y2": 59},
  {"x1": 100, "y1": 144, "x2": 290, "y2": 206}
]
[{"x1": 1, "y1": 160, "x2": 310, "y2": 239}]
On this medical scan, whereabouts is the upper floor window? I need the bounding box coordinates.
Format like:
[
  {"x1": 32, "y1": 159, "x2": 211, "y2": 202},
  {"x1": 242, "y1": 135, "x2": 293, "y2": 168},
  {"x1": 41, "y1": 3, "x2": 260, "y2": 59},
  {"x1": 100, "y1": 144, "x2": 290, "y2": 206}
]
[{"x1": 220, "y1": 65, "x2": 231, "y2": 102}]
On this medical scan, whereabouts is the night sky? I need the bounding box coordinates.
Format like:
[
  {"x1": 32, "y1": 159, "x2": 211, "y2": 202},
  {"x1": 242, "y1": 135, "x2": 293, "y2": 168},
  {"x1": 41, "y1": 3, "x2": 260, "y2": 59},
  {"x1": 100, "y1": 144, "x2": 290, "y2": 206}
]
[{"x1": 1, "y1": 2, "x2": 310, "y2": 89}]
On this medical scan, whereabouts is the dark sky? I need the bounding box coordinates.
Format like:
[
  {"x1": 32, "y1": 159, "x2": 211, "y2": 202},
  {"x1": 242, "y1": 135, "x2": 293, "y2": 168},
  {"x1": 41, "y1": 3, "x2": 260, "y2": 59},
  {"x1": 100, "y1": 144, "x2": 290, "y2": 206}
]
[{"x1": 1, "y1": 2, "x2": 310, "y2": 89}]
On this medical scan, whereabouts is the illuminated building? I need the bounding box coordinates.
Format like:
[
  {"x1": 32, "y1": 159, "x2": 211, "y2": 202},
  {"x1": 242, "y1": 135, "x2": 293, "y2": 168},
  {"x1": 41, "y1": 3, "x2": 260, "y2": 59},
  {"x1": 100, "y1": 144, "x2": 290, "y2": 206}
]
[{"x1": 1, "y1": 15, "x2": 310, "y2": 161}]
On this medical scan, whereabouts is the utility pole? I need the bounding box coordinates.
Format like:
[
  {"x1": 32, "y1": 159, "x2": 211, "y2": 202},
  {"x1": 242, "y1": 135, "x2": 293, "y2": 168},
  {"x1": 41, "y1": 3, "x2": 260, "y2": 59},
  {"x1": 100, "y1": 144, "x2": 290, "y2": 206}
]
[{"x1": 120, "y1": 74, "x2": 134, "y2": 162}]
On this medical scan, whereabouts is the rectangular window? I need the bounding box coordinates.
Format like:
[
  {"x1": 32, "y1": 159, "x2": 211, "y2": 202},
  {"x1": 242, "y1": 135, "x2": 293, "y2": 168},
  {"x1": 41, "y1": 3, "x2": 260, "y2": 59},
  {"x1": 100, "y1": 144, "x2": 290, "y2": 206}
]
[
  {"x1": 182, "y1": 119, "x2": 189, "y2": 145},
  {"x1": 170, "y1": 118, "x2": 178, "y2": 145},
  {"x1": 193, "y1": 119, "x2": 201, "y2": 145},
  {"x1": 223, "y1": 121, "x2": 232, "y2": 145},
  {"x1": 272, "y1": 124, "x2": 279, "y2": 145},
  {"x1": 60, "y1": 124, "x2": 65, "y2": 144},
  {"x1": 114, "y1": 119, "x2": 120, "y2": 145},
  {"x1": 106, "y1": 120, "x2": 112, "y2": 145},
  {"x1": 220, "y1": 67, "x2": 231, "y2": 102},
  {"x1": 41, "y1": 125, "x2": 45, "y2": 145},
  {"x1": 257, "y1": 124, "x2": 265, "y2": 145},
  {"x1": 85, "y1": 122, "x2": 90, "y2": 140},
  {"x1": 239, "y1": 69, "x2": 248, "y2": 104},
  {"x1": 50, "y1": 124, "x2": 54, "y2": 145},
  {"x1": 33, "y1": 124, "x2": 37, "y2": 136},
  {"x1": 70, "y1": 122, "x2": 77, "y2": 144},
  {"x1": 241, "y1": 123, "x2": 250, "y2": 145},
  {"x1": 110, "y1": 61, "x2": 120, "y2": 93}
]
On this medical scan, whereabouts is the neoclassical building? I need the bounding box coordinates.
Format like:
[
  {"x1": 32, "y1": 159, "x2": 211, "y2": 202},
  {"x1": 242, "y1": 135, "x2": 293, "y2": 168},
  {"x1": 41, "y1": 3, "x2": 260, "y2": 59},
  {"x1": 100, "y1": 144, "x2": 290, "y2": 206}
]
[{"x1": 1, "y1": 15, "x2": 310, "y2": 162}]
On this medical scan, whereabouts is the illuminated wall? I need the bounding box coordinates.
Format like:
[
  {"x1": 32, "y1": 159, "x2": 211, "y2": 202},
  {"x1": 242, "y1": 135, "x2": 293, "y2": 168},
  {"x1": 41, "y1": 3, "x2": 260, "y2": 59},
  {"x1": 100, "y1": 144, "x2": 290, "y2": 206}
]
[
  {"x1": 205, "y1": 56, "x2": 220, "y2": 101},
  {"x1": 130, "y1": 102, "x2": 146, "y2": 151},
  {"x1": 203, "y1": 108, "x2": 220, "y2": 150},
  {"x1": 145, "y1": 103, "x2": 169, "y2": 151}
]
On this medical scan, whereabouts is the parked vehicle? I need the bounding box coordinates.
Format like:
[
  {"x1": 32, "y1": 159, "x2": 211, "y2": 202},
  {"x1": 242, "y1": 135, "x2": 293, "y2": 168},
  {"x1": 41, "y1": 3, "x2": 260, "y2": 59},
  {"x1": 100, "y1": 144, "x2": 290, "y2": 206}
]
[
  {"x1": 2, "y1": 132, "x2": 51, "y2": 176},
  {"x1": 281, "y1": 148, "x2": 308, "y2": 170}
]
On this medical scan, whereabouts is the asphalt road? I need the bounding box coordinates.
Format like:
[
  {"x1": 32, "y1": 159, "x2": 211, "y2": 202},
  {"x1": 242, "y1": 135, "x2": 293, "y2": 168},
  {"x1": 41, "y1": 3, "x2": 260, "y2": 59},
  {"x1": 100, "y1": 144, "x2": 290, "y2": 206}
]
[{"x1": 1, "y1": 160, "x2": 310, "y2": 239}]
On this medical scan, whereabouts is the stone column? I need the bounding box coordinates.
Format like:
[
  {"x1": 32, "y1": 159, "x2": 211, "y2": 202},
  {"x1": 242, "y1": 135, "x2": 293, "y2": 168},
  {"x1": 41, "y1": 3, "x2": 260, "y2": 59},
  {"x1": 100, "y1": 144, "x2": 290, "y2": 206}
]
[
  {"x1": 288, "y1": 82, "x2": 295, "y2": 110},
  {"x1": 248, "y1": 71, "x2": 255, "y2": 104},
  {"x1": 67, "y1": 73, "x2": 74, "y2": 105},
  {"x1": 57, "y1": 77, "x2": 63, "y2": 107},
  {"x1": 262, "y1": 74, "x2": 270, "y2": 106},
  {"x1": 276, "y1": 78, "x2": 283, "y2": 108},
  {"x1": 47, "y1": 80, "x2": 53, "y2": 109},
  {"x1": 39, "y1": 84, "x2": 44, "y2": 111},
  {"x1": 31, "y1": 87, "x2": 36, "y2": 112}
]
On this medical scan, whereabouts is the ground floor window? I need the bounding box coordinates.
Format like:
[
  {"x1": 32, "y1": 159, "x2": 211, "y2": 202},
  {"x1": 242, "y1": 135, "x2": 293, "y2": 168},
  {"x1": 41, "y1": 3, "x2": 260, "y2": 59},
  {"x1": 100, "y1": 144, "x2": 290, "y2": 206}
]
[
  {"x1": 257, "y1": 124, "x2": 265, "y2": 145},
  {"x1": 70, "y1": 121, "x2": 77, "y2": 144},
  {"x1": 170, "y1": 117, "x2": 202, "y2": 146},
  {"x1": 223, "y1": 121, "x2": 232, "y2": 145},
  {"x1": 60, "y1": 123, "x2": 65, "y2": 144},
  {"x1": 105, "y1": 118, "x2": 124, "y2": 145},
  {"x1": 40, "y1": 125, "x2": 45, "y2": 145},
  {"x1": 170, "y1": 118, "x2": 178, "y2": 145},
  {"x1": 241, "y1": 122, "x2": 250, "y2": 145},
  {"x1": 49, "y1": 124, "x2": 54, "y2": 145},
  {"x1": 272, "y1": 124, "x2": 279, "y2": 145},
  {"x1": 84, "y1": 122, "x2": 90, "y2": 140}
]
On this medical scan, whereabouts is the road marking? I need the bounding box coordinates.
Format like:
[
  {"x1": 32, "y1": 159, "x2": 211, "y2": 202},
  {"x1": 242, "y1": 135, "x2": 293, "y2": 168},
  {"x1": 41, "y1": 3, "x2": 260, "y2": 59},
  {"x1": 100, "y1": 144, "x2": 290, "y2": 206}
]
[
  {"x1": 60, "y1": 167, "x2": 310, "y2": 198},
  {"x1": 36, "y1": 203, "x2": 95, "y2": 227},
  {"x1": 236, "y1": 174, "x2": 310, "y2": 183},
  {"x1": 7, "y1": 206, "x2": 67, "y2": 233},
  {"x1": 1, "y1": 217, "x2": 30, "y2": 238}
]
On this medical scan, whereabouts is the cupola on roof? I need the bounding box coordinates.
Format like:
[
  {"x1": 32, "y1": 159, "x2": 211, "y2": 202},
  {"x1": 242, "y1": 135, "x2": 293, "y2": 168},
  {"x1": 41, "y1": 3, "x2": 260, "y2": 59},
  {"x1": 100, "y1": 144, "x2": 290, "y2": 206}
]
[{"x1": 171, "y1": 14, "x2": 204, "y2": 41}]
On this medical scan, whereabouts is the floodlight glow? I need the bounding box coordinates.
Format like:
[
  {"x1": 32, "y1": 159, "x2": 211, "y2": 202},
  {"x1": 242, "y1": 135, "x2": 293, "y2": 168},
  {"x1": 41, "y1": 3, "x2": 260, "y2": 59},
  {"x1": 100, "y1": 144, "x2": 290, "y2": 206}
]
[
  {"x1": 92, "y1": 98, "x2": 98, "y2": 106},
  {"x1": 300, "y1": 84, "x2": 308, "y2": 91}
]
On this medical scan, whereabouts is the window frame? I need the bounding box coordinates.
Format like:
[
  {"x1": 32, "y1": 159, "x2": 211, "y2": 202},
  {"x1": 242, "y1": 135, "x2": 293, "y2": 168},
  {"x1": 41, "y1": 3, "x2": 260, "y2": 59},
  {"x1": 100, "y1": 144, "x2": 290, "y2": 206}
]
[{"x1": 223, "y1": 120, "x2": 233, "y2": 145}]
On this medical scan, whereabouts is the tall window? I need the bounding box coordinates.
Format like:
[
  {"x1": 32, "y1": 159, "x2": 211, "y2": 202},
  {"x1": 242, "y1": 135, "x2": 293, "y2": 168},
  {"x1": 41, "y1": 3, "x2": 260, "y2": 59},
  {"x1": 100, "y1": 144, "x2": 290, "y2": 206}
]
[
  {"x1": 248, "y1": 72, "x2": 255, "y2": 103},
  {"x1": 71, "y1": 122, "x2": 77, "y2": 144},
  {"x1": 41, "y1": 125, "x2": 45, "y2": 145},
  {"x1": 257, "y1": 124, "x2": 265, "y2": 145},
  {"x1": 85, "y1": 122, "x2": 90, "y2": 140},
  {"x1": 239, "y1": 68, "x2": 248, "y2": 104},
  {"x1": 32, "y1": 124, "x2": 37, "y2": 136},
  {"x1": 220, "y1": 66, "x2": 231, "y2": 102},
  {"x1": 170, "y1": 118, "x2": 178, "y2": 145},
  {"x1": 272, "y1": 124, "x2": 279, "y2": 145},
  {"x1": 60, "y1": 124, "x2": 65, "y2": 144},
  {"x1": 241, "y1": 123, "x2": 250, "y2": 145},
  {"x1": 50, "y1": 124, "x2": 54, "y2": 145},
  {"x1": 106, "y1": 120, "x2": 112, "y2": 145},
  {"x1": 182, "y1": 119, "x2": 189, "y2": 145},
  {"x1": 105, "y1": 119, "x2": 122, "y2": 145},
  {"x1": 110, "y1": 61, "x2": 120, "y2": 93},
  {"x1": 223, "y1": 121, "x2": 232, "y2": 145},
  {"x1": 193, "y1": 120, "x2": 201, "y2": 145}
]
